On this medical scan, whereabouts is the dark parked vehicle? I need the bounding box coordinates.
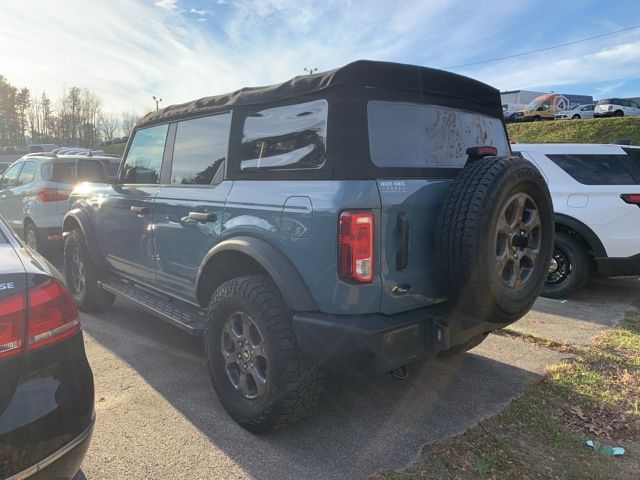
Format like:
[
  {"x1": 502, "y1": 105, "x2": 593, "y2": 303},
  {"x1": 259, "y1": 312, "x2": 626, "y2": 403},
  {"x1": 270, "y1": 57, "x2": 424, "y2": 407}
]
[
  {"x1": 63, "y1": 60, "x2": 553, "y2": 432},
  {"x1": 0, "y1": 216, "x2": 94, "y2": 479}
]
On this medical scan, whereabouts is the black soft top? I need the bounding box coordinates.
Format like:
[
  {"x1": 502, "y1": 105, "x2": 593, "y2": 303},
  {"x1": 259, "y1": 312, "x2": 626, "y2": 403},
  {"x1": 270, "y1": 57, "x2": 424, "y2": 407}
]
[{"x1": 136, "y1": 60, "x2": 502, "y2": 129}]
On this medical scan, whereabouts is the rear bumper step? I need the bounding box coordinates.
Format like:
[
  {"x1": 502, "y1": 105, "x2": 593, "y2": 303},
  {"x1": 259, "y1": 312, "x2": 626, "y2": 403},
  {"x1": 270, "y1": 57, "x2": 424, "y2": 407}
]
[
  {"x1": 98, "y1": 278, "x2": 206, "y2": 334},
  {"x1": 293, "y1": 306, "x2": 506, "y2": 376}
]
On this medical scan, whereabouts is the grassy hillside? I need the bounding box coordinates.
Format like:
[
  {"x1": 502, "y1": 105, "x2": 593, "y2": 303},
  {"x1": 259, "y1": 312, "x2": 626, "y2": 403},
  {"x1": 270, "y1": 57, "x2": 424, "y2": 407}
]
[
  {"x1": 103, "y1": 142, "x2": 126, "y2": 155},
  {"x1": 507, "y1": 117, "x2": 640, "y2": 145}
]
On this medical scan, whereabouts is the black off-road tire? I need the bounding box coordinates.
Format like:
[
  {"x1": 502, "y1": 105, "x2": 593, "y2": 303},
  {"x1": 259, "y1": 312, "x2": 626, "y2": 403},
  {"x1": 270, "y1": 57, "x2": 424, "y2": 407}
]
[
  {"x1": 437, "y1": 155, "x2": 554, "y2": 324},
  {"x1": 64, "y1": 229, "x2": 115, "y2": 312},
  {"x1": 206, "y1": 274, "x2": 324, "y2": 433},
  {"x1": 541, "y1": 232, "x2": 591, "y2": 299}
]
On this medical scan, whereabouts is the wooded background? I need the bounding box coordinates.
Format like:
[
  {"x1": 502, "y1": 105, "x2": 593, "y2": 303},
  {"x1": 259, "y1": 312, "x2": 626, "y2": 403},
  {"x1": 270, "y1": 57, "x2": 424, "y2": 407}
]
[{"x1": 0, "y1": 74, "x2": 140, "y2": 148}]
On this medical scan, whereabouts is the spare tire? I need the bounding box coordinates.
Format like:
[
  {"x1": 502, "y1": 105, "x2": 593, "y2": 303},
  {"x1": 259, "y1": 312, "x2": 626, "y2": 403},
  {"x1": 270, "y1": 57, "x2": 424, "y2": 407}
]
[{"x1": 437, "y1": 155, "x2": 553, "y2": 324}]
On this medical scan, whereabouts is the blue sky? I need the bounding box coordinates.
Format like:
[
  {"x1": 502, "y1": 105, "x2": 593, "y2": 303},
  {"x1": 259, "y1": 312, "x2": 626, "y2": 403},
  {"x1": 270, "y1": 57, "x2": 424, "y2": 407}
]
[{"x1": 1, "y1": 0, "x2": 638, "y2": 114}]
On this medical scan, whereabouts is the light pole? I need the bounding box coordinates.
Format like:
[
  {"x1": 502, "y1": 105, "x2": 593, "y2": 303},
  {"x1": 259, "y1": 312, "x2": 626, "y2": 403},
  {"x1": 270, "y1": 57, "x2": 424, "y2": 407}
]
[
  {"x1": 152, "y1": 95, "x2": 163, "y2": 111},
  {"x1": 303, "y1": 67, "x2": 318, "y2": 75}
]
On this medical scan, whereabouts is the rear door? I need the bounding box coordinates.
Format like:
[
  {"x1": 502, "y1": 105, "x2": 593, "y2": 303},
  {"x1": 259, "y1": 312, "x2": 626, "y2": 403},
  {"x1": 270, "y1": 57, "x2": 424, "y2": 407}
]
[
  {"x1": 367, "y1": 101, "x2": 510, "y2": 314},
  {"x1": 98, "y1": 124, "x2": 169, "y2": 284},
  {"x1": 153, "y1": 112, "x2": 232, "y2": 300},
  {"x1": 543, "y1": 149, "x2": 640, "y2": 258}
]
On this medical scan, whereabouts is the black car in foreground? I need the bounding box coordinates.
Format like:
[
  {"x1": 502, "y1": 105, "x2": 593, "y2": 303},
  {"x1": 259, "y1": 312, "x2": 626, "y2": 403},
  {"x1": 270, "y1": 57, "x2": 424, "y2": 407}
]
[{"x1": 0, "y1": 216, "x2": 94, "y2": 480}]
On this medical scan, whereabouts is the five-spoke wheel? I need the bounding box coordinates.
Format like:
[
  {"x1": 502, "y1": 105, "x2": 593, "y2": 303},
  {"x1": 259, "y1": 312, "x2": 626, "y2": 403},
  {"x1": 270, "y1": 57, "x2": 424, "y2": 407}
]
[
  {"x1": 221, "y1": 311, "x2": 268, "y2": 399},
  {"x1": 495, "y1": 192, "x2": 542, "y2": 289}
]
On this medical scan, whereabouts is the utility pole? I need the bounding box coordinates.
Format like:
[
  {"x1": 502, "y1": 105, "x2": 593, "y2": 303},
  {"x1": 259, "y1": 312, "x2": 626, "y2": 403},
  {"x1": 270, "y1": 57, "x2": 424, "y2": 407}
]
[
  {"x1": 303, "y1": 67, "x2": 318, "y2": 75},
  {"x1": 152, "y1": 95, "x2": 163, "y2": 111}
]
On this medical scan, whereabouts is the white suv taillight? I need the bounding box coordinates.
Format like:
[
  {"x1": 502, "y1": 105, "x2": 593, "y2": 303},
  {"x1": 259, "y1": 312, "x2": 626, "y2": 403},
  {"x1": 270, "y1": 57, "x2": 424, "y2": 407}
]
[{"x1": 338, "y1": 210, "x2": 374, "y2": 283}]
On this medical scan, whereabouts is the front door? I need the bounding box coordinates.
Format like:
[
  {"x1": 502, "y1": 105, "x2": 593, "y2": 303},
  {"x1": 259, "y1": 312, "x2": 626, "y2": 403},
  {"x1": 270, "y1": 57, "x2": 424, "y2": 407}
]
[
  {"x1": 98, "y1": 124, "x2": 169, "y2": 284},
  {"x1": 152, "y1": 112, "x2": 232, "y2": 301},
  {"x1": 0, "y1": 163, "x2": 24, "y2": 232}
]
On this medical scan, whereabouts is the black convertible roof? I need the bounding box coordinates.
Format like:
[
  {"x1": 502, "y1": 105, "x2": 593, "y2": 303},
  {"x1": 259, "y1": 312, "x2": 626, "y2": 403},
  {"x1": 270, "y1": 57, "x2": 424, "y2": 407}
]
[{"x1": 136, "y1": 60, "x2": 501, "y2": 129}]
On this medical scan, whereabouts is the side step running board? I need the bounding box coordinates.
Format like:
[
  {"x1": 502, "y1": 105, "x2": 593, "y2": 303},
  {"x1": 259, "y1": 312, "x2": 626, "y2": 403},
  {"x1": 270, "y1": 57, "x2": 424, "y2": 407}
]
[{"x1": 98, "y1": 278, "x2": 206, "y2": 335}]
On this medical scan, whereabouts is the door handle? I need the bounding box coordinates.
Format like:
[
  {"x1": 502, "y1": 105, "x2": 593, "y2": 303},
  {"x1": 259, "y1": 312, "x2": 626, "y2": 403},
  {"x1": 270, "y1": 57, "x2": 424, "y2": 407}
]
[
  {"x1": 188, "y1": 211, "x2": 217, "y2": 223},
  {"x1": 396, "y1": 213, "x2": 409, "y2": 271},
  {"x1": 130, "y1": 206, "x2": 150, "y2": 215}
]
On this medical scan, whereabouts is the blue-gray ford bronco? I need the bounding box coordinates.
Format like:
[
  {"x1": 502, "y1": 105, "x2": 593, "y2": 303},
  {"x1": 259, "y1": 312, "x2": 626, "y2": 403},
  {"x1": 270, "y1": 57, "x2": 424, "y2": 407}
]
[{"x1": 63, "y1": 60, "x2": 553, "y2": 432}]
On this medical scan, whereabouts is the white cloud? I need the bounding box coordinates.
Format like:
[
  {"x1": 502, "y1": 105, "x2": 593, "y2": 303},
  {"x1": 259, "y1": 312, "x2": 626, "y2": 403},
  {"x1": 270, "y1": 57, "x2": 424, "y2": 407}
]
[
  {"x1": 0, "y1": 0, "x2": 637, "y2": 117},
  {"x1": 154, "y1": 0, "x2": 177, "y2": 10},
  {"x1": 189, "y1": 7, "x2": 207, "y2": 15},
  {"x1": 459, "y1": 32, "x2": 640, "y2": 98}
]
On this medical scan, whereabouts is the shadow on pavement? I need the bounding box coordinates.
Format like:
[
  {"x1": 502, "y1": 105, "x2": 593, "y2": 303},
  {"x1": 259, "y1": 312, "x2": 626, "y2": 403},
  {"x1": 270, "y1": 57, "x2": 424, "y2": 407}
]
[{"x1": 81, "y1": 298, "x2": 551, "y2": 479}]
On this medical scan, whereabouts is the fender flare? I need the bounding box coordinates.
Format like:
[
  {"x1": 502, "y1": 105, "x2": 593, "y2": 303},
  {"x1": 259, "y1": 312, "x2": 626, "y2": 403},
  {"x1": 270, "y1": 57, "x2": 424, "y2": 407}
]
[
  {"x1": 554, "y1": 213, "x2": 607, "y2": 257},
  {"x1": 62, "y1": 209, "x2": 108, "y2": 270},
  {"x1": 196, "y1": 236, "x2": 316, "y2": 312}
]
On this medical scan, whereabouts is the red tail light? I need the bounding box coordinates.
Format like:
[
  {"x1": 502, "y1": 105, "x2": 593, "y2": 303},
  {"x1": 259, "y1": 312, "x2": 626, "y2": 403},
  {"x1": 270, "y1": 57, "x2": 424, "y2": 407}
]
[
  {"x1": 27, "y1": 279, "x2": 80, "y2": 350},
  {"x1": 339, "y1": 210, "x2": 374, "y2": 283},
  {"x1": 621, "y1": 194, "x2": 640, "y2": 206},
  {"x1": 0, "y1": 292, "x2": 25, "y2": 360},
  {"x1": 38, "y1": 188, "x2": 70, "y2": 202},
  {"x1": 0, "y1": 279, "x2": 79, "y2": 359}
]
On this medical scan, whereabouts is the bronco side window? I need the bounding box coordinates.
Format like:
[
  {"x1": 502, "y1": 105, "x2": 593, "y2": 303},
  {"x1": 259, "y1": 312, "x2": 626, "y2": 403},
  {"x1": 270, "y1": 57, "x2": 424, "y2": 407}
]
[
  {"x1": 121, "y1": 124, "x2": 169, "y2": 184},
  {"x1": 239, "y1": 99, "x2": 328, "y2": 172},
  {"x1": 171, "y1": 113, "x2": 231, "y2": 185}
]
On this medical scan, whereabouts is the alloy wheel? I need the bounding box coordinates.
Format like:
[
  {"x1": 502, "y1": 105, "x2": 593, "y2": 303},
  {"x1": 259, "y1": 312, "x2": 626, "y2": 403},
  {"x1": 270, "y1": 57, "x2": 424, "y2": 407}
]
[
  {"x1": 221, "y1": 311, "x2": 268, "y2": 399},
  {"x1": 547, "y1": 249, "x2": 571, "y2": 284},
  {"x1": 25, "y1": 228, "x2": 37, "y2": 250},
  {"x1": 70, "y1": 250, "x2": 87, "y2": 296},
  {"x1": 495, "y1": 192, "x2": 542, "y2": 289}
]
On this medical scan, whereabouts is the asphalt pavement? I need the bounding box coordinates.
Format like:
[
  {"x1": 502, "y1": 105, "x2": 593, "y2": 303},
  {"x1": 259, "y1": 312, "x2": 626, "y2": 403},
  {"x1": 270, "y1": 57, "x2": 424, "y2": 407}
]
[{"x1": 77, "y1": 277, "x2": 638, "y2": 479}]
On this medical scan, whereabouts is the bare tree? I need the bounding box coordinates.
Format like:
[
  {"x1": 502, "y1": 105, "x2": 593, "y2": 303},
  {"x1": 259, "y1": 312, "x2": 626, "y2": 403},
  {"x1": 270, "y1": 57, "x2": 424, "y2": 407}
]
[
  {"x1": 119, "y1": 110, "x2": 139, "y2": 137},
  {"x1": 15, "y1": 87, "x2": 30, "y2": 145},
  {"x1": 99, "y1": 113, "x2": 119, "y2": 142}
]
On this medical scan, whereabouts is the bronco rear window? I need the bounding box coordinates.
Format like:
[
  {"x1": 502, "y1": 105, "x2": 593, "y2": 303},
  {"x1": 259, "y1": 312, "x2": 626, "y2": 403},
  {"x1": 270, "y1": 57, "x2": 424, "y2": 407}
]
[{"x1": 367, "y1": 101, "x2": 509, "y2": 168}]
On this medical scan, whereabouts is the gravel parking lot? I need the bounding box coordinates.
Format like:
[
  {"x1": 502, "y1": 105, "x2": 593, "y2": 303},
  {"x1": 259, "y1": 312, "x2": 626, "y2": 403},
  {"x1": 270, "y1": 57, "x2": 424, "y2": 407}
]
[{"x1": 77, "y1": 277, "x2": 639, "y2": 480}]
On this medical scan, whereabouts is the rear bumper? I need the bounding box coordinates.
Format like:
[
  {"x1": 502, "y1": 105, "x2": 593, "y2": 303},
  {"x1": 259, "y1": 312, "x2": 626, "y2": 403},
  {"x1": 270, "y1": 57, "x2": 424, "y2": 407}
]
[
  {"x1": 293, "y1": 305, "x2": 506, "y2": 376},
  {"x1": 37, "y1": 226, "x2": 64, "y2": 243},
  {"x1": 6, "y1": 417, "x2": 94, "y2": 480},
  {"x1": 0, "y1": 333, "x2": 94, "y2": 479},
  {"x1": 595, "y1": 253, "x2": 640, "y2": 277}
]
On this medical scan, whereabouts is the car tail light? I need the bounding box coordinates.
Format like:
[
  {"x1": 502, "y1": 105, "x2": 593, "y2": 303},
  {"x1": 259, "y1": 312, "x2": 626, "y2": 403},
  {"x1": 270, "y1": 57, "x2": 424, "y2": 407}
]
[
  {"x1": 38, "y1": 188, "x2": 70, "y2": 202},
  {"x1": 0, "y1": 292, "x2": 25, "y2": 360},
  {"x1": 621, "y1": 194, "x2": 640, "y2": 206},
  {"x1": 339, "y1": 210, "x2": 374, "y2": 283},
  {"x1": 26, "y1": 279, "x2": 80, "y2": 351}
]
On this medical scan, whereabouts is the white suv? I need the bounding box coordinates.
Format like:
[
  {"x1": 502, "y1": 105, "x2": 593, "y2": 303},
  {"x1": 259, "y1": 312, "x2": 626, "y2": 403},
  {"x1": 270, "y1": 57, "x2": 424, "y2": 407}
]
[
  {"x1": 594, "y1": 98, "x2": 640, "y2": 118},
  {"x1": 512, "y1": 143, "x2": 640, "y2": 297}
]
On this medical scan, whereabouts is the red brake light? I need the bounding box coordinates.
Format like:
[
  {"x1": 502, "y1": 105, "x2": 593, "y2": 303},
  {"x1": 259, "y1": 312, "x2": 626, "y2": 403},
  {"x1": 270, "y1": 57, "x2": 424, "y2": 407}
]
[
  {"x1": 466, "y1": 146, "x2": 498, "y2": 161},
  {"x1": 38, "y1": 188, "x2": 70, "y2": 202},
  {"x1": 339, "y1": 210, "x2": 374, "y2": 283},
  {"x1": 26, "y1": 279, "x2": 80, "y2": 351},
  {"x1": 621, "y1": 194, "x2": 640, "y2": 206},
  {"x1": 0, "y1": 292, "x2": 25, "y2": 359}
]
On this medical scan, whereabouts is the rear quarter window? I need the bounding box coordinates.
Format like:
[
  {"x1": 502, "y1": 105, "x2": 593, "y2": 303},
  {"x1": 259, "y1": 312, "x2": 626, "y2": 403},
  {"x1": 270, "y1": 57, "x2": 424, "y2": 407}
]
[
  {"x1": 368, "y1": 101, "x2": 509, "y2": 168},
  {"x1": 546, "y1": 154, "x2": 636, "y2": 185},
  {"x1": 239, "y1": 99, "x2": 328, "y2": 172}
]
